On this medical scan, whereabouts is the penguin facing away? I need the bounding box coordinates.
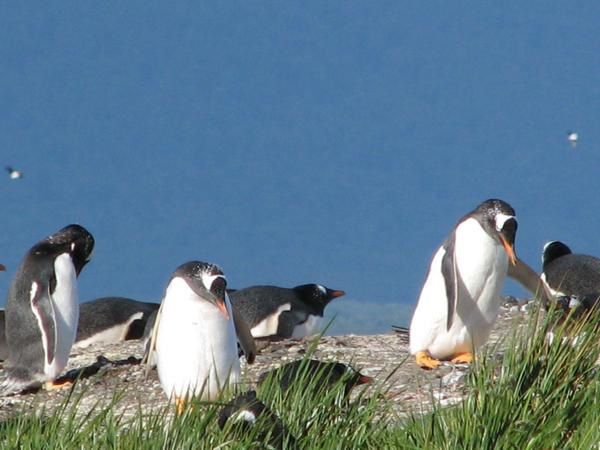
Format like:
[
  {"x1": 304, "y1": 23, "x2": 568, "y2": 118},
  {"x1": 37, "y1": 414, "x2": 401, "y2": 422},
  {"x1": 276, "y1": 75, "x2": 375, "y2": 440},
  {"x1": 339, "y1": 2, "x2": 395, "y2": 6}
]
[
  {"x1": 74, "y1": 297, "x2": 159, "y2": 348},
  {"x1": 229, "y1": 284, "x2": 345, "y2": 339},
  {"x1": 144, "y1": 261, "x2": 256, "y2": 414},
  {"x1": 409, "y1": 199, "x2": 519, "y2": 370},
  {"x1": 2, "y1": 224, "x2": 94, "y2": 394}
]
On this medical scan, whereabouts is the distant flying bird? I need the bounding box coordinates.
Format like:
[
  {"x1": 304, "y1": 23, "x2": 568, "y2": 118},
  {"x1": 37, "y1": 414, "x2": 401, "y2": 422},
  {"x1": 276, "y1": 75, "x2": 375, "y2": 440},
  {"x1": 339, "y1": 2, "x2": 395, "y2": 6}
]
[
  {"x1": 5, "y1": 166, "x2": 23, "y2": 179},
  {"x1": 567, "y1": 131, "x2": 578, "y2": 149}
]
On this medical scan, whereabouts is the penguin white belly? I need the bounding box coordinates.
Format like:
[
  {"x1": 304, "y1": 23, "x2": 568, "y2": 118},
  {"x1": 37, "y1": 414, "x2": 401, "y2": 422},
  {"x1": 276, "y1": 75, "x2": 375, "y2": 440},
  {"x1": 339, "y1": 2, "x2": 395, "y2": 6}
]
[
  {"x1": 410, "y1": 246, "x2": 449, "y2": 355},
  {"x1": 410, "y1": 219, "x2": 508, "y2": 359},
  {"x1": 156, "y1": 278, "x2": 240, "y2": 401},
  {"x1": 45, "y1": 253, "x2": 79, "y2": 380},
  {"x1": 291, "y1": 315, "x2": 322, "y2": 338},
  {"x1": 250, "y1": 303, "x2": 291, "y2": 338},
  {"x1": 73, "y1": 312, "x2": 144, "y2": 349}
]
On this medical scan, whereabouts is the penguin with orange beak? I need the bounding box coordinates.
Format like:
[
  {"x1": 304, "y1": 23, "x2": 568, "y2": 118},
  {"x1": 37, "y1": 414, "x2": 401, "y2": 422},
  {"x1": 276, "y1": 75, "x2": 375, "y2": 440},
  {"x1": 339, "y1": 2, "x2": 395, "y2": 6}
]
[
  {"x1": 409, "y1": 199, "x2": 520, "y2": 370},
  {"x1": 145, "y1": 261, "x2": 255, "y2": 414}
]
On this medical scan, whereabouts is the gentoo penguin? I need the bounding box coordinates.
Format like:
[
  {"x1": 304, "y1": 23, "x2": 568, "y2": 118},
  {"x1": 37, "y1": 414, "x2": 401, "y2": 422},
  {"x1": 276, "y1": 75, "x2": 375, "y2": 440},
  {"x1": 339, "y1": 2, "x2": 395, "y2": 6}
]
[
  {"x1": 74, "y1": 297, "x2": 159, "y2": 348},
  {"x1": 541, "y1": 241, "x2": 600, "y2": 298},
  {"x1": 0, "y1": 310, "x2": 7, "y2": 361},
  {"x1": 409, "y1": 199, "x2": 520, "y2": 370},
  {"x1": 144, "y1": 261, "x2": 256, "y2": 414},
  {"x1": 218, "y1": 390, "x2": 297, "y2": 449},
  {"x1": 540, "y1": 241, "x2": 600, "y2": 321},
  {"x1": 229, "y1": 284, "x2": 345, "y2": 339},
  {"x1": 2, "y1": 224, "x2": 94, "y2": 394},
  {"x1": 258, "y1": 359, "x2": 372, "y2": 398}
]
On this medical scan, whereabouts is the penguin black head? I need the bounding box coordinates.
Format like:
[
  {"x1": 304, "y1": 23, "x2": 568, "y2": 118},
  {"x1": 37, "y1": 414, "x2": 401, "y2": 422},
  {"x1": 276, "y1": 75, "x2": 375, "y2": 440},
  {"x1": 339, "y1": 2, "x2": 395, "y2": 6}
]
[
  {"x1": 218, "y1": 390, "x2": 265, "y2": 429},
  {"x1": 472, "y1": 199, "x2": 517, "y2": 265},
  {"x1": 218, "y1": 390, "x2": 295, "y2": 448},
  {"x1": 292, "y1": 284, "x2": 345, "y2": 314},
  {"x1": 172, "y1": 261, "x2": 230, "y2": 319},
  {"x1": 542, "y1": 241, "x2": 573, "y2": 270},
  {"x1": 34, "y1": 224, "x2": 94, "y2": 275}
]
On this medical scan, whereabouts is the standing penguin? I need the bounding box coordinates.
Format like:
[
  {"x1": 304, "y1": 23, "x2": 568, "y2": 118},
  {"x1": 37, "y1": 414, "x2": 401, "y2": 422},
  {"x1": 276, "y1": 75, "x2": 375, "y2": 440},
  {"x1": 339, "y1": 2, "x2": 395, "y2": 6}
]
[
  {"x1": 145, "y1": 261, "x2": 256, "y2": 414},
  {"x1": 409, "y1": 199, "x2": 519, "y2": 369},
  {"x1": 1, "y1": 224, "x2": 94, "y2": 394},
  {"x1": 229, "y1": 284, "x2": 345, "y2": 339}
]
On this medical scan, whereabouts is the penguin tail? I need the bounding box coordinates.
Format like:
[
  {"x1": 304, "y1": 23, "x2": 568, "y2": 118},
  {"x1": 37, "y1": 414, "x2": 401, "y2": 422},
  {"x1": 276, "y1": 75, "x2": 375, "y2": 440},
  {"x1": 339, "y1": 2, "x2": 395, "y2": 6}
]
[{"x1": 0, "y1": 368, "x2": 42, "y2": 396}]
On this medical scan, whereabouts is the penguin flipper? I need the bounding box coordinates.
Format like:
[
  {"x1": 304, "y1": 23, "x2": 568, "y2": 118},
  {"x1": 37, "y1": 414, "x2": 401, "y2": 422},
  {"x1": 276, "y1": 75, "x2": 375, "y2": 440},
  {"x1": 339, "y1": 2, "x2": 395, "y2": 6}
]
[
  {"x1": 276, "y1": 311, "x2": 305, "y2": 338},
  {"x1": 142, "y1": 301, "x2": 164, "y2": 377},
  {"x1": 30, "y1": 280, "x2": 57, "y2": 366},
  {"x1": 231, "y1": 303, "x2": 256, "y2": 364},
  {"x1": 508, "y1": 257, "x2": 555, "y2": 307},
  {"x1": 441, "y1": 236, "x2": 458, "y2": 331}
]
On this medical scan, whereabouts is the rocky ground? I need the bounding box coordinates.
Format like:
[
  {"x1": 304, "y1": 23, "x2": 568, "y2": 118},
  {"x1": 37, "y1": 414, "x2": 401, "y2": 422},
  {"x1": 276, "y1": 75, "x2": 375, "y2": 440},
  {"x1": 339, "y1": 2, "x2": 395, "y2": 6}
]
[{"x1": 0, "y1": 298, "x2": 532, "y2": 424}]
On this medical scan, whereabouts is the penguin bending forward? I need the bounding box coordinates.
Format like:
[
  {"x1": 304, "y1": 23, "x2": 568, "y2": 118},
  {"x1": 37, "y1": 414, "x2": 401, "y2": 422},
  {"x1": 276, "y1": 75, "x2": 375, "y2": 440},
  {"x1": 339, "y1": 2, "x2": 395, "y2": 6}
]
[
  {"x1": 144, "y1": 261, "x2": 256, "y2": 414},
  {"x1": 1, "y1": 224, "x2": 94, "y2": 394},
  {"x1": 409, "y1": 199, "x2": 519, "y2": 370}
]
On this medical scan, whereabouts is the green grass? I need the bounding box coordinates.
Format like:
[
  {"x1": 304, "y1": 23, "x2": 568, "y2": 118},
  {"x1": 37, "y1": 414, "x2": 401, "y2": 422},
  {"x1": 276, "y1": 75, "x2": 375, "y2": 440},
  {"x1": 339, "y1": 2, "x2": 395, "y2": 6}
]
[{"x1": 2, "y1": 306, "x2": 600, "y2": 449}]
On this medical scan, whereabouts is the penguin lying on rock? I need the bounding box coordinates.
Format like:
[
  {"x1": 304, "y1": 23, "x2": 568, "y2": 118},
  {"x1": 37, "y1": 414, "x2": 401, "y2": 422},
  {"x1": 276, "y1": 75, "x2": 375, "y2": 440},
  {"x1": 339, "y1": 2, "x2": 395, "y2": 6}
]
[
  {"x1": 218, "y1": 390, "x2": 297, "y2": 450},
  {"x1": 229, "y1": 284, "x2": 345, "y2": 340},
  {"x1": 74, "y1": 297, "x2": 159, "y2": 349},
  {"x1": 258, "y1": 359, "x2": 373, "y2": 399}
]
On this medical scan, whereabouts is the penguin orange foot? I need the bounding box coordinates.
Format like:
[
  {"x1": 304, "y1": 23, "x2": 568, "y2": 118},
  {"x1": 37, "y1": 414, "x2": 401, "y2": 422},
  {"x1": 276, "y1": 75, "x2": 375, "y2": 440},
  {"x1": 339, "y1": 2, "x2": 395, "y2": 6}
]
[
  {"x1": 175, "y1": 396, "x2": 192, "y2": 415},
  {"x1": 44, "y1": 379, "x2": 74, "y2": 391},
  {"x1": 450, "y1": 352, "x2": 473, "y2": 364},
  {"x1": 415, "y1": 351, "x2": 441, "y2": 370}
]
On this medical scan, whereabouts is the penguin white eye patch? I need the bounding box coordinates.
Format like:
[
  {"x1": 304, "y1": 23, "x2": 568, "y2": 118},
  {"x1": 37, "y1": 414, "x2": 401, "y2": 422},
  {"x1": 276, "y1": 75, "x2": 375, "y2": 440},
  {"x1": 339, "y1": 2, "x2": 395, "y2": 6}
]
[
  {"x1": 201, "y1": 274, "x2": 227, "y2": 292},
  {"x1": 233, "y1": 410, "x2": 257, "y2": 423},
  {"x1": 495, "y1": 213, "x2": 515, "y2": 232}
]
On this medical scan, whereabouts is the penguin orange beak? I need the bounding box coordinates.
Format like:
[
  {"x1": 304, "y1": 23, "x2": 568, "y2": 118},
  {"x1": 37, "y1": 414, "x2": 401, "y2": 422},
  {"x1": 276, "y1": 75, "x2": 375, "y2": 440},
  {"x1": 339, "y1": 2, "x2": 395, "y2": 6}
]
[
  {"x1": 215, "y1": 298, "x2": 230, "y2": 320},
  {"x1": 329, "y1": 289, "x2": 345, "y2": 299},
  {"x1": 357, "y1": 374, "x2": 373, "y2": 385},
  {"x1": 500, "y1": 235, "x2": 517, "y2": 266}
]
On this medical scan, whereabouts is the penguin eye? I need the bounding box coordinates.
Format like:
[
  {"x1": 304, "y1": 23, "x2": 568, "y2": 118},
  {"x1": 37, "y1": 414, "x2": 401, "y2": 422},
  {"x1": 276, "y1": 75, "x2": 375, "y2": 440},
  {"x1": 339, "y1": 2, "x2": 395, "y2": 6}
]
[{"x1": 210, "y1": 277, "x2": 226, "y2": 299}]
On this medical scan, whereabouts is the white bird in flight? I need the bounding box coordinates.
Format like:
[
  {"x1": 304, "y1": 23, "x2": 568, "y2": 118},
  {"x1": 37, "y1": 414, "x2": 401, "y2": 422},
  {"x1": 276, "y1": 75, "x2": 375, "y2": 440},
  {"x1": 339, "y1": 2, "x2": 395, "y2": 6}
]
[
  {"x1": 5, "y1": 166, "x2": 23, "y2": 179},
  {"x1": 567, "y1": 131, "x2": 578, "y2": 149}
]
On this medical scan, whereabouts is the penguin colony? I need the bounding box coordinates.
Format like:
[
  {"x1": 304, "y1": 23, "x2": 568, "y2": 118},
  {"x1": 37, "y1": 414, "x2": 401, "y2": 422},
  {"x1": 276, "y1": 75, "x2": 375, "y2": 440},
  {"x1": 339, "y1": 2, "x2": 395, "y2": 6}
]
[{"x1": 0, "y1": 198, "x2": 595, "y2": 436}]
